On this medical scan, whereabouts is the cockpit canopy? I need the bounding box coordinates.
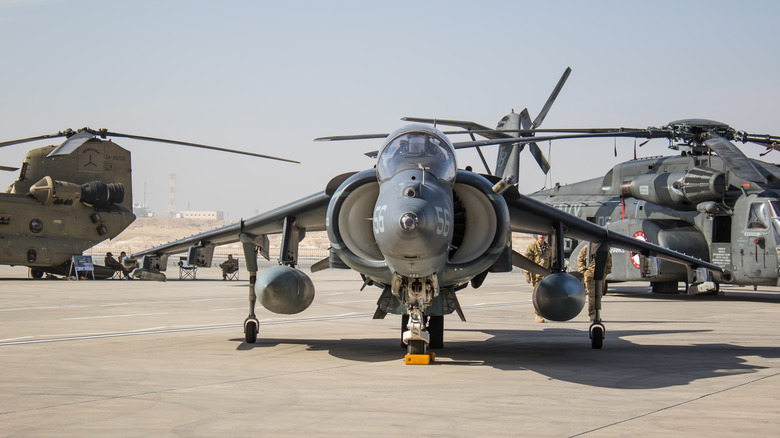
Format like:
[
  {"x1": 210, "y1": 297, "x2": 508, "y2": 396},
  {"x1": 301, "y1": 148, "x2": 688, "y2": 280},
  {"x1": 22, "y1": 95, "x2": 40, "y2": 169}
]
[{"x1": 376, "y1": 127, "x2": 457, "y2": 183}]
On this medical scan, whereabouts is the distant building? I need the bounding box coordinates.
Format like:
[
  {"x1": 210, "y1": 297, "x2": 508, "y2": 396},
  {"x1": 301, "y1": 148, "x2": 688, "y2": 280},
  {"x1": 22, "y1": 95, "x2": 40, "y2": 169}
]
[
  {"x1": 133, "y1": 204, "x2": 154, "y2": 217},
  {"x1": 178, "y1": 210, "x2": 225, "y2": 220}
]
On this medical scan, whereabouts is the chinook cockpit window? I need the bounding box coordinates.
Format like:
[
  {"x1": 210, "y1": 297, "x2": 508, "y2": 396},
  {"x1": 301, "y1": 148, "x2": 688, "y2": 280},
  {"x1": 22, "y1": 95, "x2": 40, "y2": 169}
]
[
  {"x1": 377, "y1": 131, "x2": 456, "y2": 183},
  {"x1": 747, "y1": 202, "x2": 769, "y2": 229}
]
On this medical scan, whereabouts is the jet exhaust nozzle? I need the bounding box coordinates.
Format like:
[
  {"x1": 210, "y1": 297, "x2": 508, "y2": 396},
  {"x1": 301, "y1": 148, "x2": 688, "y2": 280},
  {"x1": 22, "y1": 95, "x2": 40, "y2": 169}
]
[{"x1": 532, "y1": 272, "x2": 586, "y2": 322}]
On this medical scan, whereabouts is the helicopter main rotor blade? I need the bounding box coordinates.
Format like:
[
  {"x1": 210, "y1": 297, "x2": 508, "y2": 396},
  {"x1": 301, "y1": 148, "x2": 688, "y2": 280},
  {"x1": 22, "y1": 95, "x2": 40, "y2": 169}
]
[
  {"x1": 315, "y1": 133, "x2": 390, "y2": 141},
  {"x1": 0, "y1": 165, "x2": 19, "y2": 172},
  {"x1": 93, "y1": 130, "x2": 300, "y2": 164},
  {"x1": 0, "y1": 130, "x2": 74, "y2": 149},
  {"x1": 705, "y1": 135, "x2": 767, "y2": 184},
  {"x1": 532, "y1": 66, "x2": 572, "y2": 128},
  {"x1": 453, "y1": 130, "x2": 663, "y2": 149},
  {"x1": 400, "y1": 117, "x2": 493, "y2": 132}
]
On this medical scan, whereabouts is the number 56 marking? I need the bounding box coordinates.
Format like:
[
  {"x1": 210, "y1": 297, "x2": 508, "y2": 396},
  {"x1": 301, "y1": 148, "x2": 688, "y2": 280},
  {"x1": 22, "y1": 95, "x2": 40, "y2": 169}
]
[
  {"x1": 373, "y1": 205, "x2": 388, "y2": 234},
  {"x1": 435, "y1": 206, "x2": 450, "y2": 237}
]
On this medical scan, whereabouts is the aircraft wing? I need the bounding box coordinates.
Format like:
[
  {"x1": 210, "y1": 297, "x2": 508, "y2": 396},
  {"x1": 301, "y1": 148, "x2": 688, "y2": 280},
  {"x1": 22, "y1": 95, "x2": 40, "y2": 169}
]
[
  {"x1": 502, "y1": 187, "x2": 723, "y2": 271},
  {"x1": 131, "y1": 192, "x2": 331, "y2": 259}
]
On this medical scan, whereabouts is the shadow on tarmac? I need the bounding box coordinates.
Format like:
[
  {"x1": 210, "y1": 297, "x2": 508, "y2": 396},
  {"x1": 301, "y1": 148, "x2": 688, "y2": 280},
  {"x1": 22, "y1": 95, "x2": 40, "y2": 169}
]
[{"x1": 230, "y1": 326, "x2": 780, "y2": 390}]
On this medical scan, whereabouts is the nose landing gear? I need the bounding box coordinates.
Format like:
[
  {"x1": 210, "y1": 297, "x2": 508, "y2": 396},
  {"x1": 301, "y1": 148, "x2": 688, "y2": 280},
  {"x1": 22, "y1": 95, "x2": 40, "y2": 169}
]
[{"x1": 398, "y1": 275, "x2": 439, "y2": 365}]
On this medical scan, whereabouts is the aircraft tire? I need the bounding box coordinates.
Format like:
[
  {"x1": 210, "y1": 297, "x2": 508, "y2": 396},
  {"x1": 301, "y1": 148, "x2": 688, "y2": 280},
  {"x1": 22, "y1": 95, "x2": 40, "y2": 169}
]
[
  {"x1": 408, "y1": 340, "x2": 426, "y2": 355},
  {"x1": 30, "y1": 269, "x2": 44, "y2": 279},
  {"x1": 591, "y1": 326, "x2": 604, "y2": 349},
  {"x1": 245, "y1": 321, "x2": 258, "y2": 344},
  {"x1": 651, "y1": 281, "x2": 679, "y2": 294},
  {"x1": 400, "y1": 314, "x2": 409, "y2": 348},
  {"x1": 428, "y1": 315, "x2": 444, "y2": 349}
]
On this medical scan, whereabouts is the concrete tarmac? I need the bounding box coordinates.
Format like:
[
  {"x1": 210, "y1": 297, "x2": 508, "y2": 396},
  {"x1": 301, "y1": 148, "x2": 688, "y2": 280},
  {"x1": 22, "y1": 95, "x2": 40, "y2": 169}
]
[{"x1": 1, "y1": 264, "x2": 779, "y2": 437}]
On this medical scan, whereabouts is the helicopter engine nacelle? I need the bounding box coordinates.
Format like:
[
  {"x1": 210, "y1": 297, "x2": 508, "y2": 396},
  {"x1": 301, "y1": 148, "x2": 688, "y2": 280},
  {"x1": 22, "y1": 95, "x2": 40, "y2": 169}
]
[
  {"x1": 256, "y1": 265, "x2": 315, "y2": 314},
  {"x1": 532, "y1": 272, "x2": 586, "y2": 322},
  {"x1": 620, "y1": 168, "x2": 724, "y2": 210},
  {"x1": 29, "y1": 176, "x2": 125, "y2": 206}
]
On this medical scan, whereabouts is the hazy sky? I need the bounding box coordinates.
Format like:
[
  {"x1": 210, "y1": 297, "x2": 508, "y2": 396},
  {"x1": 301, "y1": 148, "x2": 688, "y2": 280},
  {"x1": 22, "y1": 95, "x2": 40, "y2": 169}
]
[{"x1": 1, "y1": 0, "x2": 778, "y2": 220}]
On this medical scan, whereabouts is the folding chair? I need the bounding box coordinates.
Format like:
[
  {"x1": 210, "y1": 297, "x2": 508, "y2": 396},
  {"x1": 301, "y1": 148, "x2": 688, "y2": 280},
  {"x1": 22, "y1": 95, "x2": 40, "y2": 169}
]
[{"x1": 178, "y1": 256, "x2": 197, "y2": 280}]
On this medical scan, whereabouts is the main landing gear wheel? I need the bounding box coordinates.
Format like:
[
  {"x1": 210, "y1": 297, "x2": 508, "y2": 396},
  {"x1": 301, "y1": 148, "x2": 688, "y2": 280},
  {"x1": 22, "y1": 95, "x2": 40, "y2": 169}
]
[
  {"x1": 244, "y1": 320, "x2": 258, "y2": 344},
  {"x1": 589, "y1": 323, "x2": 604, "y2": 349},
  {"x1": 428, "y1": 315, "x2": 444, "y2": 349}
]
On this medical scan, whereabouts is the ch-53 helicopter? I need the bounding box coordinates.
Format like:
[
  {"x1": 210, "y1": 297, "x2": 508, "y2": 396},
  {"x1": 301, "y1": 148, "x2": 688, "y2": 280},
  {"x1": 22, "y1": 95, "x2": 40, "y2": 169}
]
[
  {"x1": 409, "y1": 111, "x2": 780, "y2": 294},
  {"x1": 131, "y1": 114, "x2": 724, "y2": 364},
  {"x1": 0, "y1": 128, "x2": 298, "y2": 278}
]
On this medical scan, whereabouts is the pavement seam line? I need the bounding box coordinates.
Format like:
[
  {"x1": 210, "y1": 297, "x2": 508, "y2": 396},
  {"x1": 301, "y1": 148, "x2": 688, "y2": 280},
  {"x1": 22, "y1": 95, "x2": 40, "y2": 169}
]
[{"x1": 569, "y1": 371, "x2": 780, "y2": 437}]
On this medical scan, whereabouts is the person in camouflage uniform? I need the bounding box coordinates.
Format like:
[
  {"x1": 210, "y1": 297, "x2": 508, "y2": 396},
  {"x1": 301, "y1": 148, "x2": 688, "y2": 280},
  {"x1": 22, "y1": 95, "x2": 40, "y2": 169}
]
[
  {"x1": 525, "y1": 234, "x2": 552, "y2": 323},
  {"x1": 577, "y1": 243, "x2": 612, "y2": 321},
  {"x1": 220, "y1": 254, "x2": 239, "y2": 280}
]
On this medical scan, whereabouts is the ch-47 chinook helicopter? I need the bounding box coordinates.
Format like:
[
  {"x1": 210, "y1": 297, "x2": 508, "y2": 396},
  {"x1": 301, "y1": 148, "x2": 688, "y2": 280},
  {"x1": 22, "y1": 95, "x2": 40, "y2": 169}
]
[
  {"x1": 410, "y1": 110, "x2": 780, "y2": 294},
  {"x1": 0, "y1": 128, "x2": 298, "y2": 278}
]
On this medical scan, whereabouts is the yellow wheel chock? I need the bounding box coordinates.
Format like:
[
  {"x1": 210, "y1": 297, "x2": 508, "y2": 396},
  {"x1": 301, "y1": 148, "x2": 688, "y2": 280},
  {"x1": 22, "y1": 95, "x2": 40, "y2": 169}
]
[{"x1": 404, "y1": 352, "x2": 435, "y2": 365}]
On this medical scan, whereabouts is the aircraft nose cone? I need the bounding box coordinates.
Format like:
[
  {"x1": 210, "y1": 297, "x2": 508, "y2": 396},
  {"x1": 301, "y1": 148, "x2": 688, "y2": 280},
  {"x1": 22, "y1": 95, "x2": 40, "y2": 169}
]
[{"x1": 400, "y1": 212, "x2": 418, "y2": 231}]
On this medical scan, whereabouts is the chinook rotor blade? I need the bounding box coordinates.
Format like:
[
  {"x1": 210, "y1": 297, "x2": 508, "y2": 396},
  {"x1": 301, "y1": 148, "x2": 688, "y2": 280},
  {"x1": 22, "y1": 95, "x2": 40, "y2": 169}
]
[
  {"x1": 87, "y1": 129, "x2": 300, "y2": 163},
  {"x1": 48, "y1": 130, "x2": 97, "y2": 156},
  {"x1": 0, "y1": 165, "x2": 19, "y2": 172},
  {"x1": 0, "y1": 129, "x2": 74, "y2": 149},
  {"x1": 1, "y1": 127, "x2": 300, "y2": 163},
  {"x1": 705, "y1": 135, "x2": 767, "y2": 184}
]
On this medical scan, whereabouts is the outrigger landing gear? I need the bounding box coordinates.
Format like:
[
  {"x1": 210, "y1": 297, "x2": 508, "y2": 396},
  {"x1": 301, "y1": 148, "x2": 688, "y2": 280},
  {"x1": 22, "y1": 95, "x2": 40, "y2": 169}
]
[
  {"x1": 589, "y1": 270, "x2": 606, "y2": 349},
  {"x1": 588, "y1": 244, "x2": 609, "y2": 350},
  {"x1": 244, "y1": 274, "x2": 259, "y2": 344}
]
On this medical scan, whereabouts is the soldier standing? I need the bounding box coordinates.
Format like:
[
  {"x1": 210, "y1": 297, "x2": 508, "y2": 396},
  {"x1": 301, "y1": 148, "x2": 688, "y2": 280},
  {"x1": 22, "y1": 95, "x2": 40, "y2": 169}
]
[
  {"x1": 577, "y1": 243, "x2": 612, "y2": 321},
  {"x1": 525, "y1": 234, "x2": 552, "y2": 323}
]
